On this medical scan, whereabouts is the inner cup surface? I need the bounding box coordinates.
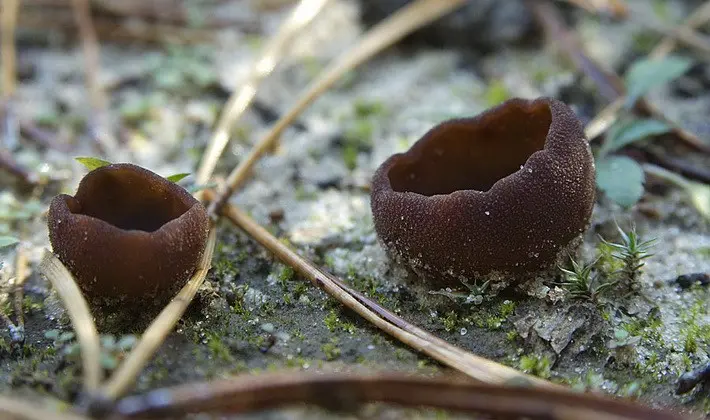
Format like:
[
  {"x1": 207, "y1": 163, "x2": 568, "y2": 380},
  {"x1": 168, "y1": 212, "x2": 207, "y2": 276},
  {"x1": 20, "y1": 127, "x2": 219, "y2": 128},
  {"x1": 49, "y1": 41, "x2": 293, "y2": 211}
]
[
  {"x1": 74, "y1": 167, "x2": 192, "y2": 232},
  {"x1": 388, "y1": 102, "x2": 552, "y2": 195}
]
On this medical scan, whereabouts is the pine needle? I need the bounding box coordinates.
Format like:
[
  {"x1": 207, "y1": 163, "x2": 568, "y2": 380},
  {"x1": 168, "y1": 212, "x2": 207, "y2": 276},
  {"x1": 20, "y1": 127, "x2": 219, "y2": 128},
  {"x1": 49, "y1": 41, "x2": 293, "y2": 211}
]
[
  {"x1": 195, "y1": 0, "x2": 331, "y2": 186},
  {"x1": 40, "y1": 252, "x2": 102, "y2": 391},
  {"x1": 208, "y1": 0, "x2": 467, "y2": 216}
]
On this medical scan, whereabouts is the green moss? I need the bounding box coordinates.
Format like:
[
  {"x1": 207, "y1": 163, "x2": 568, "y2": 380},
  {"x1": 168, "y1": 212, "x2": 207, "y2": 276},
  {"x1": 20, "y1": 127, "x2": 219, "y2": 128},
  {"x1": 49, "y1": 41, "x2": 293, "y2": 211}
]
[
  {"x1": 484, "y1": 79, "x2": 510, "y2": 106},
  {"x1": 519, "y1": 354, "x2": 552, "y2": 379},
  {"x1": 499, "y1": 300, "x2": 516, "y2": 318},
  {"x1": 321, "y1": 338, "x2": 342, "y2": 361},
  {"x1": 324, "y1": 309, "x2": 356, "y2": 334},
  {"x1": 394, "y1": 348, "x2": 411, "y2": 361},
  {"x1": 206, "y1": 333, "x2": 233, "y2": 363},
  {"x1": 442, "y1": 311, "x2": 458, "y2": 332},
  {"x1": 353, "y1": 99, "x2": 387, "y2": 118},
  {"x1": 342, "y1": 145, "x2": 359, "y2": 171},
  {"x1": 278, "y1": 265, "x2": 295, "y2": 286}
]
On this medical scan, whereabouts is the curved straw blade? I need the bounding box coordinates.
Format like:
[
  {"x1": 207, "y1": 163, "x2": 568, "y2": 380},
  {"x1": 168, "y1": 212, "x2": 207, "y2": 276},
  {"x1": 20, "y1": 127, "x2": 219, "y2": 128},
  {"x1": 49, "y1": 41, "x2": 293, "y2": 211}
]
[
  {"x1": 208, "y1": 0, "x2": 467, "y2": 215},
  {"x1": 207, "y1": 191, "x2": 553, "y2": 389},
  {"x1": 0, "y1": 395, "x2": 89, "y2": 420},
  {"x1": 40, "y1": 252, "x2": 102, "y2": 391},
  {"x1": 115, "y1": 371, "x2": 685, "y2": 420},
  {"x1": 99, "y1": 227, "x2": 216, "y2": 400},
  {"x1": 196, "y1": 0, "x2": 331, "y2": 186},
  {"x1": 1, "y1": 0, "x2": 19, "y2": 99}
]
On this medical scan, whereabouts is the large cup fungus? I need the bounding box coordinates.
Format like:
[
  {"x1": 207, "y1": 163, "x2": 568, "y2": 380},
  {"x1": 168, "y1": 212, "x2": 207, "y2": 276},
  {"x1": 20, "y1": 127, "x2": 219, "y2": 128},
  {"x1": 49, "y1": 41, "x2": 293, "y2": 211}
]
[
  {"x1": 371, "y1": 97, "x2": 595, "y2": 286},
  {"x1": 47, "y1": 163, "x2": 209, "y2": 304}
]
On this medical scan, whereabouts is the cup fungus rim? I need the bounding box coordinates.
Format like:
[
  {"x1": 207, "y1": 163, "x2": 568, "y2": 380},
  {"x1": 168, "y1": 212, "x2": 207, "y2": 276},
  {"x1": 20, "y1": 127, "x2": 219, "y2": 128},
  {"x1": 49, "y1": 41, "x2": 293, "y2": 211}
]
[
  {"x1": 54, "y1": 162, "x2": 204, "y2": 238},
  {"x1": 375, "y1": 97, "x2": 572, "y2": 201}
]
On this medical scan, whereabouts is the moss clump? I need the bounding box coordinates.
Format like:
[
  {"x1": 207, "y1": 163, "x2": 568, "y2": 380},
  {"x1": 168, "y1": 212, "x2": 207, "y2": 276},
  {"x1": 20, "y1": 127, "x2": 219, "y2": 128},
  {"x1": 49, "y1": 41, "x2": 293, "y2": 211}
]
[
  {"x1": 519, "y1": 354, "x2": 552, "y2": 379},
  {"x1": 321, "y1": 338, "x2": 342, "y2": 361},
  {"x1": 324, "y1": 309, "x2": 356, "y2": 334}
]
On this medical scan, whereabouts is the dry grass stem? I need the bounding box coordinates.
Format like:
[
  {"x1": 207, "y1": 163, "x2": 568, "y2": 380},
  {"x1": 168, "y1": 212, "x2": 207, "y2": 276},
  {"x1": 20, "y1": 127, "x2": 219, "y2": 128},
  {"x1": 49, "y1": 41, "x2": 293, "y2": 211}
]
[
  {"x1": 0, "y1": 148, "x2": 38, "y2": 185},
  {"x1": 561, "y1": 0, "x2": 628, "y2": 18},
  {"x1": 71, "y1": 0, "x2": 116, "y2": 152},
  {"x1": 531, "y1": 0, "x2": 710, "y2": 152},
  {"x1": 586, "y1": 1, "x2": 710, "y2": 141},
  {"x1": 40, "y1": 252, "x2": 102, "y2": 391},
  {"x1": 208, "y1": 0, "x2": 467, "y2": 216},
  {"x1": 99, "y1": 227, "x2": 216, "y2": 401},
  {"x1": 115, "y1": 371, "x2": 684, "y2": 420},
  {"x1": 12, "y1": 242, "x2": 29, "y2": 333},
  {"x1": 645, "y1": 22, "x2": 710, "y2": 58},
  {"x1": 209, "y1": 191, "x2": 554, "y2": 389},
  {"x1": 650, "y1": 1, "x2": 710, "y2": 60},
  {"x1": 0, "y1": 395, "x2": 89, "y2": 420},
  {"x1": 196, "y1": 0, "x2": 331, "y2": 186},
  {"x1": 1, "y1": 0, "x2": 19, "y2": 99},
  {"x1": 18, "y1": 9, "x2": 217, "y2": 45}
]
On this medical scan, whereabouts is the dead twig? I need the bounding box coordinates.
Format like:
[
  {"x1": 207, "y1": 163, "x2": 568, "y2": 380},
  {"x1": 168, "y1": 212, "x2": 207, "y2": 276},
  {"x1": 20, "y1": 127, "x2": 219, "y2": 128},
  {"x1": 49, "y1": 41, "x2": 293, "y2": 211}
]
[
  {"x1": 208, "y1": 0, "x2": 468, "y2": 216},
  {"x1": 643, "y1": 22, "x2": 710, "y2": 59},
  {"x1": 114, "y1": 371, "x2": 684, "y2": 420},
  {"x1": 18, "y1": 8, "x2": 218, "y2": 45},
  {"x1": 40, "y1": 252, "x2": 102, "y2": 392},
  {"x1": 560, "y1": 0, "x2": 628, "y2": 18},
  {"x1": 649, "y1": 1, "x2": 710, "y2": 60},
  {"x1": 196, "y1": 0, "x2": 331, "y2": 186},
  {"x1": 70, "y1": 0, "x2": 116, "y2": 153},
  {"x1": 528, "y1": 0, "x2": 710, "y2": 154},
  {"x1": 1, "y1": 0, "x2": 20, "y2": 150},
  {"x1": 206, "y1": 190, "x2": 554, "y2": 389},
  {"x1": 11, "y1": 241, "x2": 29, "y2": 342},
  {"x1": 0, "y1": 148, "x2": 39, "y2": 185},
  {"x1": 587, "y1": 1, "x2": 710, "y2": 140},
  {"x1": 98, "y1": 227, "x2": 216, "y2": 401},
  {"x1": 19, "y1": 120, "x2": 70, "y2": 152}
]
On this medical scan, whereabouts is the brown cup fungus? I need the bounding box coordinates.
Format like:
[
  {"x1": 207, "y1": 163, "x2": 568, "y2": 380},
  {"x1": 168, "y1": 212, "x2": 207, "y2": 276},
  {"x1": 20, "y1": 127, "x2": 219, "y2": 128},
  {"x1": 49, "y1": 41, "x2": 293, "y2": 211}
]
[
  {"x1": 47, "y1": 163, "x2": 209, "y2": 304},
  {"x1": 371, "y1": 97, "x2": 595, "y2": 286}
]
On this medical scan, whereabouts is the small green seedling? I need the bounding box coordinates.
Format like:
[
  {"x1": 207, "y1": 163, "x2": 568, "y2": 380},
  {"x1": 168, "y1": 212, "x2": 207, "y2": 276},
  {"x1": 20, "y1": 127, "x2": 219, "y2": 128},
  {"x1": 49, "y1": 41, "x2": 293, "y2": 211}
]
[
  {"x1": 429, "y1": 278, "x2": 491, "y2": 306},
  {"x1": 558, "y1": 256, "x2": 616, "y2": 302},
  {"x1": 600, "y1": 225, "x2": 656, "y2": 289}
]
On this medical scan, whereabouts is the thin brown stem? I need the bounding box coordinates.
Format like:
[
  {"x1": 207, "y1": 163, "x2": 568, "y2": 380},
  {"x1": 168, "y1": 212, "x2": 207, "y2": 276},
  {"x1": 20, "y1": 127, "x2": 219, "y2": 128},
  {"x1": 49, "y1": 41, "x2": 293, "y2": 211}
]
[
  {"x1": 115, "y1": 371, "x2": 684, "y2": 420},
  {"x1": 207, "y1": 0, "x2": 467, "y2": 217},
  {"x1": 98, "y1": 227, "x2": 216, "y2": 401},
  {"x1": 560, "y1": 0, "x2": 628, "y2": 18},
  {"x1": 587, "y1": 1, "x2": 710, "y2": 140},
  {"x1": 71, "y1": 0, "x2": 116, "y2": 153},
  {"x1": 206, "y1": 190, "x2": 554, "y2": 389},
  {"x1": 530, "y1": 0, "x2": 710, "y2": 153},
  {"x1": 649, "y1": 1, "x2": 710, "y2": 60},
  {"x1": 196, "y1": 0, "x2": 330, "y2": 186},
  {"x1": 0, "y1": 148, "x2": 39, "y2": 185}
]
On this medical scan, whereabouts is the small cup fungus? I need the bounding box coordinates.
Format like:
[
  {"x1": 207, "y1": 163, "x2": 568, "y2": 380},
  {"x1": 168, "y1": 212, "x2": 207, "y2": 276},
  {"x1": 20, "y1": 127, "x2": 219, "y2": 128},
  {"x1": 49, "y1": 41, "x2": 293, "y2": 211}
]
[
  {"x1": 371, "y1": 97, "x2": 595, "y2": 286},
  {"x1": 47, "y1": 163, "x2": 209, "y2": 304}
]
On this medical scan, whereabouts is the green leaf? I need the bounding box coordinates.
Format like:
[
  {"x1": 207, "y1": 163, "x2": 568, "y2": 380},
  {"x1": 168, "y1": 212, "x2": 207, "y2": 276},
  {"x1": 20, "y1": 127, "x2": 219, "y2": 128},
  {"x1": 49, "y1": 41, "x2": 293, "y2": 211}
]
[
  {"x1": 624, "y1": 55, "x2": 693, "y2": 108},
  {"x1": 166, "y1": 173, "x2": 190, "y2": 183},
  {"x1": 600, "y1": 119, "x2": 671, "y2": 157},
  {"x1": 596, "y1": 156, "x2": 645, "y2": 208},
  {"x1": 75, "y1": 157, "x2": 112, "y2": 171},
  {"x1": 0, "y1": 236, "x2": 19, "y2": 249}
]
